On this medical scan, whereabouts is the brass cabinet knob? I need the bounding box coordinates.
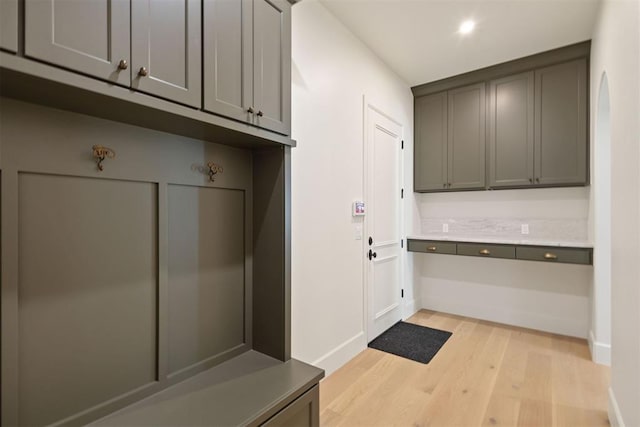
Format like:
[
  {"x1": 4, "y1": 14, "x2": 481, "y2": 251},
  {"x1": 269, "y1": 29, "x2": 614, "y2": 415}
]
[
  {"x1": 479, "y1": 249, "x2": 491, "y2": 255},
  {"x1": 138, "y1": 67, "x2": 149, "y2": 77},
  {"x1": 427, "y1": 246, "x2": 437, "y2": 252},
  {"x1": 117, "y1": 59, "x2": 128, "y2": 70},
  {"x1": 529, "y1": 178, "x2": 533, "y2": 183},
  {"x1": 536, "y1": 177, "x2": 540, "y2": 183},
  {"x1": 257, "y1": 110, "x2": 264, "y2": 117},
  {"x1": 544, "y1": 252, "x2": 558, "y2": 260},
  {"x1": 247, "y1": 107, "x2": 255, "y2": 114}
]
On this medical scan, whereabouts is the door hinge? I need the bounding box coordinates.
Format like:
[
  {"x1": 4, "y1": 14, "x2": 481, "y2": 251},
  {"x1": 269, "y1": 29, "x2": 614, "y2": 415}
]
[
  {"x1": 401, "y1": 289, "x2": 404, "y2": 298},
  {"x1": 401, "y1": 188, "x2": 404, "y2": 199},
  {"x1": 401, "y1": 140, "x2": 404, "y2": 149},
  {"x1": 401, "y1": 239, "x2": 404, "y2": 248}
]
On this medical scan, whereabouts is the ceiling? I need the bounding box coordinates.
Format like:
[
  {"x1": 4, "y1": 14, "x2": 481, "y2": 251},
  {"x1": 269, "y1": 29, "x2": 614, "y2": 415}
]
[{"x1": 320, "y1": 0, "x2": 601, "y2": 87}]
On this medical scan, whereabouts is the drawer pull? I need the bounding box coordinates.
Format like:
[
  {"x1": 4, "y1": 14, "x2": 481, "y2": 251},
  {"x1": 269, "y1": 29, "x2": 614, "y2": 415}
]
[
  {"x1": 427, "y1": 246, "x2": 437, "y2": 252},
  {"x1": 479, "y1": 249, "x2": 491, "y2": 255},
  {"x1": 544, "y1": 252, "x2": 558, "y2": 260}
]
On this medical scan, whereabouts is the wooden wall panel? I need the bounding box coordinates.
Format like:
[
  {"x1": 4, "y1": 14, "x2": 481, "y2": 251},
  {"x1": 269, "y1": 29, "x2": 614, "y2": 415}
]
[
  {"x1": 168, "y1": 185, "x2": 246, "y2": 375},
  {"x1": 18, "y1": 173, "x2": 158, "y2": 426}
]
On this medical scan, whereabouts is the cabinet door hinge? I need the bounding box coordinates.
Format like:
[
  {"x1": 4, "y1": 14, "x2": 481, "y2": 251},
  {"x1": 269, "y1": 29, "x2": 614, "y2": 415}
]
[
  {"x1": 401, "y1": 188, "x2": 404, "y2": 199},
  {"x1": 401, "y1": 289, "x2": 404, "y2": 298},
  {"x1": 401, "y1": 140, "x2": 404, "y2": 149},
  {"x1": 401, "y1": 239, "x2": 404, "y2": 248}
]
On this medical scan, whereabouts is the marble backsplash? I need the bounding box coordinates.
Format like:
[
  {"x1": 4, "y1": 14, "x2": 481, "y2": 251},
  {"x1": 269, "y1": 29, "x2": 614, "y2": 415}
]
[{"x1": 420, "y1": 217, "x2": 589, "y2": 242}]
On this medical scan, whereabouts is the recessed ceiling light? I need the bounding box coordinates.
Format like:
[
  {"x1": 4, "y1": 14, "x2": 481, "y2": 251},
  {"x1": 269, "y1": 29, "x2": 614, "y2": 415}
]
[{"x1": 459, "y1": 20, "x2": 476, "y2": 35}]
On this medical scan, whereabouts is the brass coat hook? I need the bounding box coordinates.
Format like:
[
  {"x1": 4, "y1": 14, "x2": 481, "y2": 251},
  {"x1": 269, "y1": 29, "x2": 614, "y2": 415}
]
[
  {"x1": 207, "y1": 162, "x2": 224, "y2": 182},
  {"x1": 92, "y1": 145, "x2": 116, "y2": 171}
]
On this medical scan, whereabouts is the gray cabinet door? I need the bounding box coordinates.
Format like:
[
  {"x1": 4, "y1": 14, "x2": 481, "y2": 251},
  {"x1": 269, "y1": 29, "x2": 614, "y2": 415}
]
[
  {"x1": 203, "y1": 0, "x2": 253, "y2": 122},
  {"x1": 0, "y1": 0, "x2": 18, "y2": 52},
  {"x1": 488, "y1": 72, "x2": 534, "y2": 188},
  {"x1": 414, "y1": 92, "x2": 448, "y2": 191},
  {"x1": 447, "y1": 83, "x2": 486, "y2": 190},
  {"x1": 132, "y1": 0, "x2": 202, "y2": 107},
  {"x1": 25, "y1": 0, "x2": 130, "y2": 85},
  {"x1": 534, "y1": 59, "x2": 588, "y2": 185},
  {"x1": 252, "y1": 0, "x2": 291, "y2": 135}
]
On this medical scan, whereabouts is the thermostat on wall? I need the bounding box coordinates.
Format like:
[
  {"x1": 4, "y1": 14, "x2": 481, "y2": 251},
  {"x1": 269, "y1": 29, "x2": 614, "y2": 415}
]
[{"x1": 352, "y1": 201, "x2": 365, "y2": 216}]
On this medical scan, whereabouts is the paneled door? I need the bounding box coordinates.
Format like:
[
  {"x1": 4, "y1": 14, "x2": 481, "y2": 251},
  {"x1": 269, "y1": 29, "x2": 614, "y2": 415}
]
[
  {"x1": 365, "y1": 104, "x2": 403, "y2": 342},
  {"x1": 131, "y1": 0, "x2": 202, "y2": 107},
  {"x1": 414, "y1": 92, "x2": 448, "y2": 191},
  {"x1": 252, "y1": 0, "x2": 291, "y2": 135},
  {"x1": 535, "y1": 58, "x2": 588, "y2": 185},
  {"x1": 25, "y1": 0, "x2": 130, "y2": 85},
  {"x1": 203, "y1": 0, "x2": 253, "y2": 122},
  {"x1": 448, "y1": 83, "x2": 486, "y2": 190},
  {"x1": 0, "y1": 0, "x2": 18, "y2": 52},
  {"x1": 488, "y1": 72, "x2": 535, "y2": 188}
]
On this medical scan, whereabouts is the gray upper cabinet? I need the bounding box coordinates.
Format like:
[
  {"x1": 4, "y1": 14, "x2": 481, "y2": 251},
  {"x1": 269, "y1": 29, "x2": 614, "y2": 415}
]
[
  {"x1": 25, "y1": 0, "x2": 131, "y2": 86},
  {"x1": 0, "y1": 0, "x2": 18, "y2": 53},
  {"x1": 488, "y1": 72, "x2": 534, "y2": 188},
  {"x1": 412, "y1": 43, "x2": 589, "y2": 193},
  {"x1": 204, "y1": 0, "x2": 291, "y2": 135},
  {"x1": 132, "y1": 0, "x2": 202, "y2": 107},
  {"x1": 535, "y1": 59, "x2": 588, "y2": 185},
  {"x1": 252, "y1": 0, "x2": 291, "y2": 135},
  {"x1": 203, "y1": 0, "x2": 253, "y2": 123},
  {"x1": 448, "y1": 83, "x2": 486, "y2": 190},
  {"x1": 414, "y1": 92, "x2": 447, "y2": 191},
  {"x1": 414, "y1": 83, "x2": 485, "y2": 192}
]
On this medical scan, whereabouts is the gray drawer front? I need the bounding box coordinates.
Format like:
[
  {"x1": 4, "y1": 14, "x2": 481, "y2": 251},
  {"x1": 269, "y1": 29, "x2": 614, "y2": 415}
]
[
  {"x1": 408, "y1": 240, "x2": 456, "y2": 255},
  {"x1": 516, "y1": 246, "x2": 592, "y2": 265},
  {"x1": 457, "y1": 243, "x2": 515, "y2": 259},
  {"x1": 262, "y1": 385, "x2": 319, "y2": 427}
]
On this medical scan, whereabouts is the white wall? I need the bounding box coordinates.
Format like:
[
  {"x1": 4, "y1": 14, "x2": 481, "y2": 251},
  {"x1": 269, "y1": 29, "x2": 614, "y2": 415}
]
[
  {"x1": 290, "y1": 0, "x2": 415, "y2": 375},
  {"x1": 416, "y1": 188, "x2": 593, "y2": 338},
  {"x1": 590, "y1": 0, "x2": 640, "y2": 425}
]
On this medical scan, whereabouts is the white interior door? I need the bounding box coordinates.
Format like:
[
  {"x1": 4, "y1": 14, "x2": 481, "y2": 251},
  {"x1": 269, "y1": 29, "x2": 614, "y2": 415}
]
[{"x1": 365, "y1": 104, "x2": 403, "y2": 342}]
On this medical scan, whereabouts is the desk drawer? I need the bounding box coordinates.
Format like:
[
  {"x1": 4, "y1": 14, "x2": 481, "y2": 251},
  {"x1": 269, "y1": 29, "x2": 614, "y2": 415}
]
[
  {"x1": 516, "y1": 246, "x2": 592, "y2": 265},
  {"x1": 457, "y1": 243, "x2": 515, "y2": 259},
  {"x1": 407, "y1": 240, "x2": 456, "y2": 255}
]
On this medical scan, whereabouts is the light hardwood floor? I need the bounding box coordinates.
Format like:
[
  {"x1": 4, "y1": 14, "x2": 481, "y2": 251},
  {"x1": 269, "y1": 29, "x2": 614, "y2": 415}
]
[{"x1": 320, "y1": 310, "x2": 610, "y2": 427}]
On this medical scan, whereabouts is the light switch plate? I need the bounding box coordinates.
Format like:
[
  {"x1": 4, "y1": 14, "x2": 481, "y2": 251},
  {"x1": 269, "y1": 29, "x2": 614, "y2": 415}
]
[
  {"x1": 442, "y1": 223, "x2": 449, "y2": 233},
  {"x1": 521, "y1": 224, "x2": 530, "y2": 235}
]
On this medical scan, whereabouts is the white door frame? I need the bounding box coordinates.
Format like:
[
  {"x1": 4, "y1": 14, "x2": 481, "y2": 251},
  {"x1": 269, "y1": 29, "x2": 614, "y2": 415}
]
[{"x1": 362, "y1": 96, "x2": 405, "y2": 342}]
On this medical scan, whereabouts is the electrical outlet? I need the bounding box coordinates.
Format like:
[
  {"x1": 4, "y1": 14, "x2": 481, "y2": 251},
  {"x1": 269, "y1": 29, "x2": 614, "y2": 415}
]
[
  {"x1": 442, "y1": 223, "x2": 449, "y2": 233},
  {"x1": 521, "y1": 224, "x2": 530, "y2": 235}
]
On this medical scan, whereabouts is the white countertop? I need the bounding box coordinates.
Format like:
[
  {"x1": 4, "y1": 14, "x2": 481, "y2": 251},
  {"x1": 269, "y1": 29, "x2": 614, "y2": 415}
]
[{"x1": 407, "y1": 234, "x2": 593, "y2": 248}]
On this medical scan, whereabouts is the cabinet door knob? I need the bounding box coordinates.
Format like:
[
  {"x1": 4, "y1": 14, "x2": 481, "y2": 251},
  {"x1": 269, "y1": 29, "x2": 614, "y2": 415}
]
[
  {"x1": 536, "y1": 177, "x2": 540, "y2": 183},
  {"x1": 479, "y1": 249, "x2": 491, "y2": 255},
  {"x1": 529, "y1": 178, "x2": 533, "y2": 183},
  {"x1": 117, "y1": 59, "x2": 128, "y2": 70},
  {"x1": 544, "y1": 252, "x2": 558, "y2": 260},
  {"x1": 257, "y1": 110, "x2": 264, "y2": 117},
  {"x1": 427, "y1": 246, "x2": 437, "y2": 252},
  {"x1": 138, "y1": 67, "x2": 149, "y2": 77},
  {"x1": 247, "y1": 107, "x2": 255, "y2": 114}
]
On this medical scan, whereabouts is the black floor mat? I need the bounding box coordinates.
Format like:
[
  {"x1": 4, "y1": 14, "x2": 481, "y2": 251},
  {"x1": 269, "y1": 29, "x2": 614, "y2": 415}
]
[{"x1": 368, "y1": 321, "x2": 452, "y2": 364}]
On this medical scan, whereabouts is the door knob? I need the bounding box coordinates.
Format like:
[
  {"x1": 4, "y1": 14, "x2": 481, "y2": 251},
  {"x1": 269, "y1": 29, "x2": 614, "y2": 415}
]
[
  {"x1": 368, "y1": 249, "x2": 377, "y2": 260},
  {"x1": 117, "y1": 59, "x2": 128, "y2": 70},
  {"x1": 138, "y1": 67, "x2": 149, "y2": 77}
]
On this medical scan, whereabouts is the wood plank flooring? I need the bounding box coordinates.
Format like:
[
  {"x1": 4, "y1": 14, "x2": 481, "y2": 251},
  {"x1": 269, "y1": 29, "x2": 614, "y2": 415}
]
[{"x1": 320, "y1": 310, "x2": 610, "y2": 427}]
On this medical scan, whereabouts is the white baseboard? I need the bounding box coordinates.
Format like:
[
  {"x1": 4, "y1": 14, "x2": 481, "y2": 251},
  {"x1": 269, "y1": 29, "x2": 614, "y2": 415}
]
[
  {"x1": 421, "y1": 294, "x2": 587, "y2": 338},
  {"x1": 608, "y1": 387, "x2": 626, "y2": 427},
  {"x1": 403, "y1": 298, "x2": 419, "y2": 319},
  {"x1": 589, "y1": 330, "x2": 611, "y2": 365},
  {"x1": 311, "y1": 331, "x2": 366, "y2": 377}
]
